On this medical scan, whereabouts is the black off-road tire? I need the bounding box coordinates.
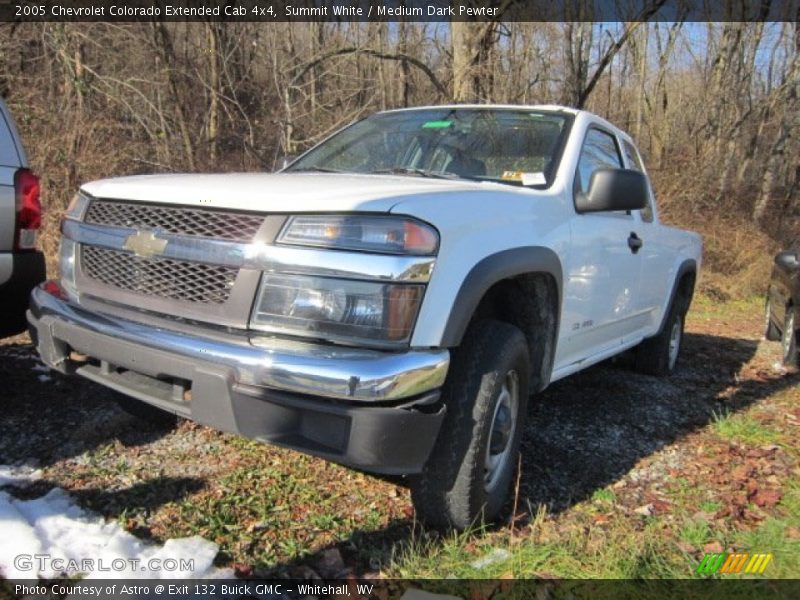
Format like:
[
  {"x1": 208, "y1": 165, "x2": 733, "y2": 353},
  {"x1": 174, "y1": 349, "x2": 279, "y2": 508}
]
[
  {"x1": 410, "y1": 320, "x2": 529, "y2": 530},
  {"x1": 782, "y1": 309, "x2": 797, "y2": 367},
  {"x1": 764, "y1": 297, "x2": 781, "y2": 341},
  {"x1": 113, "y1": 391, "x2": 178, "y2": 429},
  {"x1": 635, "y1": 296, "x2": 686, "y2": 376}
]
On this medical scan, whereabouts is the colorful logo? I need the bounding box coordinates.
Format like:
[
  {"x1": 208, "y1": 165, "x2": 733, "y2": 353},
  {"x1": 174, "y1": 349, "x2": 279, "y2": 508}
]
[{"x1": 696, "y1": 552, "x2": 772, "y2": 575}]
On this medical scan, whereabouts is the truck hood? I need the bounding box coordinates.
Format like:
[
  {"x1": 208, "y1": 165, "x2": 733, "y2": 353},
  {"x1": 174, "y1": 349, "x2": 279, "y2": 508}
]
[{"x1": 80, "y1": 172, "x2": 493, "y2": 213}]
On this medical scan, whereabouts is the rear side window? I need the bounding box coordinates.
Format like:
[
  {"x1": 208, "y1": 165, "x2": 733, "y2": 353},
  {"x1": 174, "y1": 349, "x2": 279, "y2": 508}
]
[
  {"x1": 0, "y1": 110, "x2": 21, "y2": 167},
  {"x1": 622, "y1": 140, "x2": 654, "y2": 223},
  {"x1": 576, "y1": 128, "x2": 622, "y2": 193}
]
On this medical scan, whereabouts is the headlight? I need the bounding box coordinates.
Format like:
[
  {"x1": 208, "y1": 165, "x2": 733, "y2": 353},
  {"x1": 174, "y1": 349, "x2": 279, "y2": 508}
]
[
  {"x1": 63, "y1": 191, "x2": 91, "y2": 222},
  {"x1": 278, "y1": 215, "x2": 438, "y2": 255},
  {"x1": 250, "y1": 273, "x2": 424, "y2": 346}
]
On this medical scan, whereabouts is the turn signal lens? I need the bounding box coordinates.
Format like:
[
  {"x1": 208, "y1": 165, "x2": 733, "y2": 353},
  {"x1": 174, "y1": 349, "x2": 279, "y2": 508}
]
[{"x1": 278, "y1": 215, "x2": 438, "y2": 255}]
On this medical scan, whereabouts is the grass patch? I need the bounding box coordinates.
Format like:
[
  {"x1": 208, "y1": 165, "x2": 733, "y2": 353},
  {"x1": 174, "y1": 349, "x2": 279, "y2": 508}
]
[
  {"x1": 700, "y1": 501, "x2": 723, "y2": 513},
  {"x1": 679, "y1": 519, "x2": 712, "y2": 547},
  {"x1": 690, "y1": 294, "x2": 762, "y2": 320},
  {"x1": 591, "y1": 488, "x2": 616, "y2": 504},
  {"x1": 391, "y1": 516, "x2": 689, "y2": 579},
  {"x1": 728, "y1": 481, "x2": 800, "y2": 578},
  {"x1": 711, "y1": 410, "x2": 779, "y2": 446}
]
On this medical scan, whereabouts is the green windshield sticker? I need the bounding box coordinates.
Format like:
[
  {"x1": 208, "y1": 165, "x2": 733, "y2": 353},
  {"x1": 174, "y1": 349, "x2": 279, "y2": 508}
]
[{"x1": 422, "y1": 120, "x2": 453, "y2": 129}]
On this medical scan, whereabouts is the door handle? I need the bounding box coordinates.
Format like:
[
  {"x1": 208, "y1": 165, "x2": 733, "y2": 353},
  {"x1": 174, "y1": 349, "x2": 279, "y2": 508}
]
[{"x1": 628, "y1": 232, "x2": 643, "y2": 254}]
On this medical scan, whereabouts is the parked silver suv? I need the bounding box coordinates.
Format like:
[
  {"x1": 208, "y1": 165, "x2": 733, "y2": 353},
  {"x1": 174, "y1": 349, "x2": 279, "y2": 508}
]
[{"x1": 0, "y1": 97, "x2": 45, "y2": 337}]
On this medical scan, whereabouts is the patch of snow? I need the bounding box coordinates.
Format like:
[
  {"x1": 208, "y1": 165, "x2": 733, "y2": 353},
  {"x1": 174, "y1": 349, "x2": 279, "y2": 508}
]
[
  {"x1": 469, "y1": 547, "x2": 511, "y2": 570},
  {"x1": 0, "y1": 465, "x2": 230, "y2": 581}
]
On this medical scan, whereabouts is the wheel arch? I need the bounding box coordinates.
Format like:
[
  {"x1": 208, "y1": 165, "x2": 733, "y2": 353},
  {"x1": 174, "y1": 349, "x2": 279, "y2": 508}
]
[
  {"x1": 439, "y1": 247, "x2": 562, "y2": 392},
  {"x1": 655, "y1": 258, "x2": 697, "y2": 335}
]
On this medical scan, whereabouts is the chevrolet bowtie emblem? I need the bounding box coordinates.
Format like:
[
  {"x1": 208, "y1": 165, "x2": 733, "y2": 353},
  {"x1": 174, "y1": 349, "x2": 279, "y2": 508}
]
[{"x1": 123, "y1": 230, "x2": 168, "y2": 258}]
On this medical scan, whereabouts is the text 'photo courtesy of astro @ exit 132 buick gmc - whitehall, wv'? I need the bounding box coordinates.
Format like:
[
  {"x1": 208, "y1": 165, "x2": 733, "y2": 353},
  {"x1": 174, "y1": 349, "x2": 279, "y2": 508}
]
[{"x1": 28, "y1": 105, "x2": 702, "y2": 530}]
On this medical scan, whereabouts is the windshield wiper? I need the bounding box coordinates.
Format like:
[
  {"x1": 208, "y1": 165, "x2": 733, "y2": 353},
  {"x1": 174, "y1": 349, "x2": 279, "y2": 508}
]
[
  {"x1": 369, "y1": 167, "x2": 479, "y2": 181},
  {"x1": 288, "y1": 166, "x2": 346, "y2": 173}
]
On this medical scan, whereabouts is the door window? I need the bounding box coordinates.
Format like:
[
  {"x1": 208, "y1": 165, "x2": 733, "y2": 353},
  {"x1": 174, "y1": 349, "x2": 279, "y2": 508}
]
[
  {"x1": 575, "y1": 128, "x2": 622, "y2": 194},
  {"x1": 622, "y1": 140, "x2": 654, "y2": 222}
]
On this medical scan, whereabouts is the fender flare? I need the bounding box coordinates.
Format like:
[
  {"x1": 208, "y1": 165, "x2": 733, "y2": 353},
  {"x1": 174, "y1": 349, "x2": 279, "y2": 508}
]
[
  {"x1": 439, "y1": 246, "x2": 563, "y2": 348},
  {"x1": 655, "y1": 258, "x2": 697, "y2": 335}
]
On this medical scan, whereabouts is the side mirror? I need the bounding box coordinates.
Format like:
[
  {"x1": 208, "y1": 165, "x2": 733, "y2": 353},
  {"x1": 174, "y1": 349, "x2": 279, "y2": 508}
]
[
  {"x1": 575, "y1": 169, "x2": 649, "y2": 214},
  {"x1": 775, "y1": 250, "x2": 800, "y2": 271}
]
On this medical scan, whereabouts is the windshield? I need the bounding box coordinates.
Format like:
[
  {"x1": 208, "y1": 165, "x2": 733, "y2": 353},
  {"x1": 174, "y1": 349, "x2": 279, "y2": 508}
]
[{"x1": 286, "y1": 108, "x2": 571, "y2": 187}]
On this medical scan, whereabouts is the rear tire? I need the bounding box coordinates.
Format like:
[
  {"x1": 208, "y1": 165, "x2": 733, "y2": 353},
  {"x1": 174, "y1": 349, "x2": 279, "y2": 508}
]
[
  {"x1": 410, "y1": 320, "x2": 529, "y2": 530},
  {"x1": 113, "y1": 391, "x2": 178, "y2": 428},
  {"x1": 782, "y1": 309, "x2": 797, "y2": 367},
  {"x1": 764, "y1": 297, "x2": 781, "y2": 341},
  {"x1": 635, "y1": 296, "x2": 685, "y2": 376}
]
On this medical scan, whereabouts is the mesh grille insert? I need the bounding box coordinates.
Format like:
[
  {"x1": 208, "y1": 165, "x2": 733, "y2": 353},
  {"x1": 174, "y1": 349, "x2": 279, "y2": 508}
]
[
  {"x1": 81, "y1": 245, "x2": 237, "y2": 304},
  {"x1": 85, "y1": 199, "x2": 265, "y2": 242}
]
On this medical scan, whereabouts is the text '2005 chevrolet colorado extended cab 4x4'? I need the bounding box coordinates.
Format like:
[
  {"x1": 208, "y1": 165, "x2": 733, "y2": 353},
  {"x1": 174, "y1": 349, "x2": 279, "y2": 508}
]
[{"x1": 29, "y1": 105, "x2": 702, "y2": 528}]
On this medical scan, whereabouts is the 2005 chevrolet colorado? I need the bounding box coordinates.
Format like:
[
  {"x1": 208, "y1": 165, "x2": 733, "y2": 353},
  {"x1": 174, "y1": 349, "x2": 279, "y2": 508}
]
[{"x1": 29, "y1": 105, "x2": 702, "y2": 528}]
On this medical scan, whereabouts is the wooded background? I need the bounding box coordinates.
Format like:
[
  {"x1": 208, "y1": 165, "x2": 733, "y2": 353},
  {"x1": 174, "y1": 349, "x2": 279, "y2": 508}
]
[{"x1": 1, "y1": 16, "x2": 798, "y2": 298}]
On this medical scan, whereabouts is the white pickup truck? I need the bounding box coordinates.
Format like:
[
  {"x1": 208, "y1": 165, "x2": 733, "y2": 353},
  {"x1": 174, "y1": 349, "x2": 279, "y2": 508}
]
[{"x1": 29, "y1": 105, "x2": 702, "y2": 528}]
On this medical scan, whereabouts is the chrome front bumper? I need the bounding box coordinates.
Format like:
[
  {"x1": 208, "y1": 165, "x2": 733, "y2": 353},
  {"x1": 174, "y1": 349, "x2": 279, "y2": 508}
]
[
  {"x1": 28, "y1": 283, "x2": 449, "y2": 474},
  {"x1": 28, "y1": 284, "x2": 449, "y2": 402}
]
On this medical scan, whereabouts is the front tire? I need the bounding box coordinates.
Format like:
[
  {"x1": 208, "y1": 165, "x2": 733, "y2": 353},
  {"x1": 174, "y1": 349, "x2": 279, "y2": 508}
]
[
  {"x1": 782, "y1": 309, "x2": 797, "y2": 367},
  {"x1": 410, "y1": 320, "x2": 529, "y2": 530}
]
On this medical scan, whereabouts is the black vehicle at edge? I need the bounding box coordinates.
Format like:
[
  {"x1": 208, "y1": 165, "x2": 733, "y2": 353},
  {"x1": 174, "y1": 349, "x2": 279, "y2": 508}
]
[{"x1": 765, "y1": 249, "x2": 800, "y2": 366}]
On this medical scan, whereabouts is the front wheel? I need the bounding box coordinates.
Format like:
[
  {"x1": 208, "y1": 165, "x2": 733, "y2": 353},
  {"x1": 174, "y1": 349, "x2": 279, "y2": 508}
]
[
  {"x1": 410, "y1": 320, "x2": 529, "y2": 530},
  {"x1": 782, "y1": 309, "x2": 797, "y2": 367}
]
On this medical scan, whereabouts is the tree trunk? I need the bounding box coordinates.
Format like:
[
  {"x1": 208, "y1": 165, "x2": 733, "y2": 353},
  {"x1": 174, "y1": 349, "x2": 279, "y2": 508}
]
[
  {"x1": 206, "y1": 23, "x2": 220, "y2": 163},
  {"x1": 398, "y1": 21, "x2": 411, "y2": 106},
  {"x1": 452, "y1": 21, "x2": 479, "y2": 102},
  {"x1": 753, "y1": 122, "x2": 788, "y2": 225},
  {"x1": 152, "y1": 23, "x2": 195, "y2": 170}
]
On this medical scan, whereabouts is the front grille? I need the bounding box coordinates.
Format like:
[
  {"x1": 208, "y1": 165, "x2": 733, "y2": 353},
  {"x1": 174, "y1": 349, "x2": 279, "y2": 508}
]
[
  {"x1": 82, "y1": 245, "x2": 237, "y2": 304},
  {"x1": 85, "y1": 199, "x2": 265, "y2": 242}
]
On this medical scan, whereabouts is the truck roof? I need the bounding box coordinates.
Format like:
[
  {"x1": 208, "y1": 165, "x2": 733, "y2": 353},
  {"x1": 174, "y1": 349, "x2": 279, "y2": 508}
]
[
  {"x1": 379, "y1": 103, "x2": 581, "y2": 116},
  {"x1": 376, "y1": 104, "x2": 630, "y2": 141}
]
